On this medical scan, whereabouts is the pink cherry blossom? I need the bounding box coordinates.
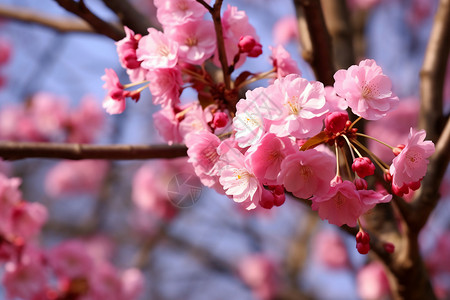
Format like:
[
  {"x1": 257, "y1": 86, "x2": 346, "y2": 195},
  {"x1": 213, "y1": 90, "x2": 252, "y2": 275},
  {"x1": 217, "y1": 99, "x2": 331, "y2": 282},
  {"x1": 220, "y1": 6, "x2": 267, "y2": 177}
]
[
  {"x1": 166, "y1": 20, "x2": 216, "y2": 65},
  {"x1": 186, "y1": 131, "x2": 222, "y2": 189},
  {"x1": 116, "y1": 26, "x2": 142, "y2": 70},
  {"x1": 237, "y1": 254, "x2": 278, "y2": 300},
  {"x1": 3, "y1": 258, "x2": 47, "y2": 300},
  {"x1": 102, "y1": 68, "x2": 127, "y2": 114},
  {"x1": 121, "y1": 268, "x2": 144, "y2": 300},
  {"x1": 357, "y1": 262, "x2": 390, "y2": 300},
  {"x1": 7, "y1": 202, "x2": 48, "y2": 240},
  {"x1": 324, "y1": 86, "x2": 348, "y2": 112},
  {"x1": 334, "y1": 59, "x2": 399, "y2": 120},
  {"x1": 245, "y1": 133, "x2": 297, "y2": 185},
  {"x1": 66, "y1": 95, "x2": 105, "y2": 143},
  {"x1": 48, "y1": 240, "x2": 94, "y2": 279},
  {"x1": 153, "y1": 105, "x2": 183, "y2": 145},
  {"x1": 132, "y1": 163, "x2": 177, "y2": 220},
  {"x1": 137, "y1": 28, "x2": 179, "y2": 69},
  {"x1": 269, "y1": 45, "x2": 301, "y2": 79},
  {"x1": 45, "y1": 160, "x2": 109, "y2": 198},
  {"x1": 102, "y1": 96, "x2": 126, "y2": 115},
  {"x1": 179, "y1": 102, "x2": 211, "y2": 140},
  {"x1": 359, "y1": 189, "x2": 392, "y2": 213},
  {"x1": 311, "y1": 180, "x2": 362, "y2": 227},
  {"x1": 0, "y1": 174, "x2": 22, "y2": 233},
  {"x1": 233, "y1": 86, "x2": 279, "y2": 148},
  {"x1": 147, "y1": 67, "x2": 182, "y2": 107},
  {"x1": 312, "y1": 229, "x2": 349, "y2": 269},
  {"x1": 219, "y1": 148, "x2": 262, "y2": 210},
  {"x1": 268, "y1": 74, "x2": 328, "y2": 139},
  {"x1": 278, "y1": 149, "x2": 335, "y2": 199},
  {"x1": 390, "y1": 128, "x2": 435, "y2": 189},
  {"x1": 154, "y1": 0, "x2": 209, "y2": 27},
  {"x1": 273, "y1": 16, "x2": 299, "y2": 45}
]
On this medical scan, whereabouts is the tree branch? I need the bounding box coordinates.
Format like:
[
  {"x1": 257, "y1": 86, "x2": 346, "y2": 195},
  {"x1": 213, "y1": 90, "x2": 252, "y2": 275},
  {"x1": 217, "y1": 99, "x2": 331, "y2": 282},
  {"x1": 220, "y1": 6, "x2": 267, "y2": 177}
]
[
  {"x1": 53, "y1": 0, "x2": 125, "y2": 40},
  {"x1": 293, "y1": 0, "x2": 335, "y2": 86},
  {"x1": 0, "y1": 4, "x2": 96, "y2": 34},
  {"x1": 419, "y1": 0, "x2": 450, "y2": 143},
  {"x1": 411, "y1": 117, "x2": 450, "y2": 231},
  {"x1": 0, "y1": 142, "x2": 187, "y2": 161},
  {"x1": 99, "y1": 0, "x2": 156, "y2": 35}
]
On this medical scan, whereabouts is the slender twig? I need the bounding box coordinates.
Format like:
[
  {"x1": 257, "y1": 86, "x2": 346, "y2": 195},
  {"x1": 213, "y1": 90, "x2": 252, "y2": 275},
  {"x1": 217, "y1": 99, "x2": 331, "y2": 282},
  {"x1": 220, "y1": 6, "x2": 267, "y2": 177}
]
[
  {"x1": 0, "y1": 4, "x2": 95, "y2": 33},
  {"x1": 419, "y1": 0, "x2": 450, "y2": 143},
  {"x1": 0, "y1": 142, "x2": 187, "y2": 161},
  {"x1": 293, "y1": 0, "x2": 334, "y2": 85},
  {"x1": 54, "y1": 0, "x2": 124, "y2": 40}
]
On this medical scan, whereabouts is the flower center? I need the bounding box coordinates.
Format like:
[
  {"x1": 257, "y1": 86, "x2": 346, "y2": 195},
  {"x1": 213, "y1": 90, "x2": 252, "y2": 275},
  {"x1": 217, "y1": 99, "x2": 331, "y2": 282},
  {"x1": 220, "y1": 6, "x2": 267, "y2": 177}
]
[
  {"x1": 158, "y1": 45, "x2": 170, "y2": 57},
  {"x1": 334, "y1": 192, "x2": 346, "y2": 209}
]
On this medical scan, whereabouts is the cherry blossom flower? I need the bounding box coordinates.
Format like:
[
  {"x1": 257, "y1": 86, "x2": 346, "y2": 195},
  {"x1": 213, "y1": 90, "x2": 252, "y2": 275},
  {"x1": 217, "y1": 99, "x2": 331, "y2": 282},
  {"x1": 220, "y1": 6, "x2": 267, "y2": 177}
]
[
  {"x1": 269, "y1": 45, "x2": 301, "y2": 79},
  {"x1": 45, "y1": 160, "x2": 109, "y2": 198},
  {"x1": 357, "y1": 262, "x2": 390, "y2": 300},
  {"x1": 245, "y1": 133, "x2": 297, "y2": 185},
  {"x1": 137, "y1": 28, "x2": 179, "y2": 69},
  {"x1": 237, "y1": 254, "x2": 278, "y2": 300},
  {"x1": 273, "y1": 16, "x2": 298, "y2": 45},
  {"x1": 219, "y1": 148, "x2": 262, "y2": 210},
  {"x1": 166, "y1": 20, "x2": 216, "y2": 65},
  {"x1": 179, "y1": 102, "x2": 211, "y2": 139},
  {"x1": 334, "y1": 59, "x2": 399, "y2": 120},
  {"x1": 7, "y1": 202, "x2": 48, "y2": 240},
  {"x1": 233, "y1": 86, "x2": 278, "y2": 148},
  {"x1": 154, "y1": 0, "x2": 209, "y2": 27},
  {"x1": 311, "y1": 180, "x2": 362, "y2": 227},
  {"x1": 147, "y1": 67, "x2": 182, "y2": 107},
  {"x1": 268, "y1": 74, "x2": 328, "y2": 139},
  {"x1": 390, "y1": 128, "x2": 435, "y2": 189},
  {"x1": 324, "y1": 86, "x2": 348, "y2": 112},
  {"x1": 153, "y1": 105, "x2": 183, "y2": 145},
  {"x1": 48, "y1": 240, "x2": 94, "y2": 279},
  {"x1": 278, "y1": 149, "x2": 335, "y2": 199},
  {"x1": 116, "y1": 26, "x2": 141, "y2": 70},
  {"x1": 186, "y1": 131, "x2": 222, "y2": 189},
  {"x1": 3, "y1": 257, "x2": 47, "y2": 299},
  {"x1": 102, "y1": 68, "x2": 127, "y2": 114}
]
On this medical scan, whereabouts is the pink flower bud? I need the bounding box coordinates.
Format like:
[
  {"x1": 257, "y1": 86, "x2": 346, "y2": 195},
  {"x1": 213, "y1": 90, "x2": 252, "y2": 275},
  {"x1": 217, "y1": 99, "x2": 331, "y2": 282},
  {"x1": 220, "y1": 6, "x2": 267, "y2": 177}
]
[
  {"x1": 393, "y1": 144, "x2": 405, "y2": 156},
  {"x1": 356, "y1": 231, "x2": 370, "y2": 244},
  {"x1": 259, "y1": 189, "x2": 274, "y2": 209},
  {"x1": 247, "y1": 43, "x2": 263, "y2": 57},
  {"x1": 212, "y1": 112, "x2": 229, "y2": 128},
  {"x1": 408, "y1": 180, "x2": 421, "y2": 191},
  {"x1": 357, "y1": 242, "x2": 371, "y2": 254},
  {"x1": 354, "y1": 178, "x2": 368, "y2": 190},
  {"x1": 238, "y1": 35, "x2": 256, "y2": 53},
  {"x1": 352, "y1": 157, "x2": 375, "y2": 178},
  {"x1": 384, "y1": 172, "x2": 392, "y2": 182},
  {"x1": 273, "y1": 193, "x2": 285, "y2": 207},
  {"x1": 392, "y1": 183, "x2": 409, "y2": 197},
  {"x1": 383, "y1": 242, "x2": 395, "y2": 253},
  {"x1": 325, "y1": 112, "x2": 349, "y2": 133}
]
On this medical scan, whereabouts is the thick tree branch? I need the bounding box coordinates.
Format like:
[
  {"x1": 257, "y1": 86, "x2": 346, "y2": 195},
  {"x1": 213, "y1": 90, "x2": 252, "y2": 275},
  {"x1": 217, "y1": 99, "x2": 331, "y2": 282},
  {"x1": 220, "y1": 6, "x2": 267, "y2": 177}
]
[
  {"x1": 0, "y1": 142, "x2": 187, "y2": 161},
  {"x1": 0, "y1": 4, "x2": 95, "y2": 34},
  {"x1": 54, "y1": 0, "x2": 124, "y2": 40},
  {"x1": 419, "y1": 0, "x2": 450, "y2": 143},
  {"x1": 293, "y1": 0, "x2": 335, "y2": 86},
  {"x1": 100, "y1": 0, "x2": 155, "y2": 35},
  {"x1": 321, "y1": 0, "x2": 355, "y2": 70}
]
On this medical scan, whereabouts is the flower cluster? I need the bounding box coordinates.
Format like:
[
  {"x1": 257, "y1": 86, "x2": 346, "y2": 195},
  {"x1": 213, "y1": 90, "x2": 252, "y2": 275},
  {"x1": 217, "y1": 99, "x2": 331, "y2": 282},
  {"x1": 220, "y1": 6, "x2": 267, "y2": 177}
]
[{"x1": 102, "y1": 0, "x2": 435, "y2": 256}]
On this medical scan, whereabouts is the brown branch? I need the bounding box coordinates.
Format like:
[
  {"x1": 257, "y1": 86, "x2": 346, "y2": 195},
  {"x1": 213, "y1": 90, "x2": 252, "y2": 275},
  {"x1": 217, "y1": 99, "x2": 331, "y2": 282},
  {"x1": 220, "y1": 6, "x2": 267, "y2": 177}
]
[
  {"x1": 321, "y1": 0, "x2": 355, "y2": 70},
  {"x1": 0, "y1": 4, "x2": 96, "y2": 33},
  {"x1": 211, "y1": 0, "x2": 231, "y2": 89},
  {"x1": 293, "y1": 0, "x2": 335, "y2": 86},
  {"x1": 54, "y1": 0, "x2": 125, "y2": 40},
  {"x1": 100, "y1": 0, "x2": 156, "y2": 35},
  {"x1": 419, "y1": 0, "x2": 450, "y2": 143},
  {"x1": 0, "y1": 142, "x2": 187, "y2": 161}
]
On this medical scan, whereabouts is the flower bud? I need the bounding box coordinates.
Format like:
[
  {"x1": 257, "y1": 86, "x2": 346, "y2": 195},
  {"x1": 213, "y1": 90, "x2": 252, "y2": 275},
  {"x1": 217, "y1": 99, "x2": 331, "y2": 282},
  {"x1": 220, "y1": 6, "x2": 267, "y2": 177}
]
[
  {"x1": 352, "y1": 157, "x2": 375, "y2": 178},
  {"x1": 356, "y1": 231, "x2": 370, "y2": 244},
  {"x1": 212, "y1": 112, "x2": 229, "y2": 128},
  {"x1": 259, "y1": 189, "x2": 274, "y2": 209},
  {"x1": 247, "y1": 43, "x2": 263, "y2": 57},
  {"x1": 325, "y1": 112, "x2": 349, "y2": 133},
  {"x1": 354, "y1": 178, "x2": 368, "y2": 190},
  {"x1": 238, "y1": 35, "x2": 256, "y2": 53},
  {"x1": 356, "y1": 242, "x2": 371, "y2": 254},
  {"x1": 383, "y1": 242, "x2": 395, "y2": 253},
  {"x1": 393, "y1": 144, "x2": 405, "y2": 156}
]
